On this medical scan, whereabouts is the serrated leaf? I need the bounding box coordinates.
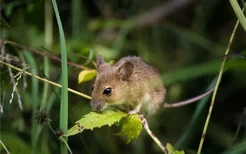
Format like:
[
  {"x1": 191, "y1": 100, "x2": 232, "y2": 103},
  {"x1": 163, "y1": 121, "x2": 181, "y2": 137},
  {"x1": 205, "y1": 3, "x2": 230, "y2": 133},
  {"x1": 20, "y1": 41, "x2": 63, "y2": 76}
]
[
  {"x1": 166, "y1": 143, "x2": 185, "y2": 154},
  {"x1": 78, "y1": 69, "x2": 97, "y2": 84},
  {"x1": 66, "y1": 110, "x2": 127, "y2": 137},
  {"x1": 116, "y1": 114, "x2": 143, "y2": 144}
]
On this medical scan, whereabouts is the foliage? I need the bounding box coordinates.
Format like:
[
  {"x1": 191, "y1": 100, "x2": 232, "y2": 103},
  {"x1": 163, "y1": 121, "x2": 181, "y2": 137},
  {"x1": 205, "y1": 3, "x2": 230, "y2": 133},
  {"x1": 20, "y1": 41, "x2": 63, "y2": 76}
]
[
  {"x1": 230, "y1": 0, "x2": 246, "y2": 31},
  {"x1": 166, "y1": 143, "x2": 185, "y2": 154},
  {"x1": 66, "y1": 110, "x2": 143, "y2": 144},
  {"x1": 116, "y1": 114, "x2": 142, "y2": 144},
  {"x1": 78, "y1": 69, "x2": 97, "y2": 84},
  {"x1": 66, "y1": 110, "x2": 127, "y2": 135},
  {"x1": 51, "y1": 0, "x2": 69, "y2": 154},
  {"x1": 0, "y1": 0, "x2": 246, "y2": 154},
  {"x1": 66, "y1": 110, "x2": 183, "y2": 153}
]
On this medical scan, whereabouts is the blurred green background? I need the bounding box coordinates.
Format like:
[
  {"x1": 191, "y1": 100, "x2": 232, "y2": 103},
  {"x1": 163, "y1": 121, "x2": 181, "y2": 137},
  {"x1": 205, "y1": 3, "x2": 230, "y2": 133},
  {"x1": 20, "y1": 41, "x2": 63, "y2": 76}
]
[{"x1": 0, "y1": 0, "x2": 246, "y2": 154}]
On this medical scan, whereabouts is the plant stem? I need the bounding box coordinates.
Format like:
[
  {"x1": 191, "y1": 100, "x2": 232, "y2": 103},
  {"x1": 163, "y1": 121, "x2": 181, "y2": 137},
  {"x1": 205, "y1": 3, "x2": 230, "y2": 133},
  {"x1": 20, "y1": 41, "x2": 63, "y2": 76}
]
[
  {"x1": 197, "y1": 19, "x2": 240, "y2": 154},
  {"x1": 140, "y1": 116, "x2": 168, "y2": 154},
  {"x1": 0, "y1": 140, "x2": 10, "y2": 154},
  {"x1": 24, "y1": 51, "x2": 39, "y2": 154},
  {"x1": 51, "y1": 0, "x2": 69, "y2": 153},
  {"x1": 41, "y1": 0, "x2": 52, "y2": 109},
  {"x1": 0, "y1": 60, "x2": 91, "y2": 100}
]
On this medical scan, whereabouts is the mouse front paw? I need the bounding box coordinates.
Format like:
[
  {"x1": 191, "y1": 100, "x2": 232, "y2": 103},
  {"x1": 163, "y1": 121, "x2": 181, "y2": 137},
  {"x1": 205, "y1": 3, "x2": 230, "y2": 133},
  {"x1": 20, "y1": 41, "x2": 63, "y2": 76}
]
[
  {"x1": 128, "y1": 103, "x2": 142, "y2": 115},
  {"x1": 128, "y1": 110, "x2": 139, "y2": 115}
]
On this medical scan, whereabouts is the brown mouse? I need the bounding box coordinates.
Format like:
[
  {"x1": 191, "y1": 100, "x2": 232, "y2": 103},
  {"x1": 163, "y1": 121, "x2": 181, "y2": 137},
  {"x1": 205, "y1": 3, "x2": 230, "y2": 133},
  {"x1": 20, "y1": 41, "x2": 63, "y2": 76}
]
[{"x1": 90, "y1": 54, "x2": 214, "y2": 116}]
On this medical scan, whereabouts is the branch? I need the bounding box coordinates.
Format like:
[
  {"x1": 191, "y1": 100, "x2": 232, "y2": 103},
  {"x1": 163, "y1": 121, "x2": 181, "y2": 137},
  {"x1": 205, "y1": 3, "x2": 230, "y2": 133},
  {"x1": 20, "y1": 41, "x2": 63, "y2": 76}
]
[
  {"x1": 197, "y1": 18, "x2": 240, "y2": 154},
  {"x1": 0, "y1": 59, "x2": 91, "y2": 100},
  {"x1": 140, "y1": 115, "x2": 169, "y2": 154},
  {"x1": 0, "y1": 40, "x2": 91, "y2": 70}
]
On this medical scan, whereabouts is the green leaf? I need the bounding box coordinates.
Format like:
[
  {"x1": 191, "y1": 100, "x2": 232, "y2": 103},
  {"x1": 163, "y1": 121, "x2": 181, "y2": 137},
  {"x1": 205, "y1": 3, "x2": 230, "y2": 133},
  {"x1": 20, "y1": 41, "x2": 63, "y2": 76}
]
[
  {"x1": 108, "y1": 60, "x2": 115, "y2": 66},
  {"x1": 66, "y1": 110, "x2": 127, "y2": 137},
  {"x1": 226, "y1": 58, "x2": 246, "y2": 71},
  {"x1": 78, "y1": 69, "x2": 97, "y2": 84},
  {"x1": 229, "y1": 0, "x2": 246, "y2": 32},
  {"x1": 166, "y1": 143, "x2": 185, "y2": 154},
  {"x1": 116, "y1": 114, "x2": 143, "y2": 144},
  {"x1": 0, "y1": 132, "x2": 31, "y2": 154}
]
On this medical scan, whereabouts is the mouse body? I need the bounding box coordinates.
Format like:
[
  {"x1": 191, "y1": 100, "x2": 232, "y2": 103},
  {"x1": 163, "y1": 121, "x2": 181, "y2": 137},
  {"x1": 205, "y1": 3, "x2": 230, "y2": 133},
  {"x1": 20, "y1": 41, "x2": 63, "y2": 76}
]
[{"x1": 90, "y1": 54, "x2": 166, "y2": 116}]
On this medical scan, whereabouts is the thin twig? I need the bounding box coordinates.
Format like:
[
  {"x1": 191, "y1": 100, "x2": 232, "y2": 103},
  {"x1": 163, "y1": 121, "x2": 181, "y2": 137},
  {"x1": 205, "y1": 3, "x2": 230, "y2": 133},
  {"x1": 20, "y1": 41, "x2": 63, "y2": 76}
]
[
  {"x1": 0, "y1": 90, "x2": 5, "y2": 114},
  {"x1": 59, "y1": 137, "x2": 73, "y2": 154},
  {"x1": 0, "y1": 40, "x2": 6, "y2": 67},
  {"x1": 0, "y1": 59, "x2": 91, "y2": 100},
  {"x1": 197, "y1": 20, "x2": 240, "y2": 154},
  {"x1": 140, "y1": 115, "x2": 168, "y2": 154},
  {"x1": 6, "y1": 55, "x2": 23, "y2": 110},
  {"x1": 13, "y1": 71, "x2": 25, "y2": 110},
  {"x1": 0, "y1": 139, "x2": 10, "y2": 154},
  {"x1": 0, "y1": 40, "x2": 90, "y2": 70}
]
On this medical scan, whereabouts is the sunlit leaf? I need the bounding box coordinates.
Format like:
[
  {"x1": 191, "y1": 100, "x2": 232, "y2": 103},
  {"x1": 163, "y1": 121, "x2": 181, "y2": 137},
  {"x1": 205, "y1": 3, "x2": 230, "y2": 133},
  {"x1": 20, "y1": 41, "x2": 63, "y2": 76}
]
[
  {"x1": 78, "y1": 69, "x2": 97, "y2": 84},
  {"x1": 166, "y1": 143, "x2": 185, "y2": 154},
  {"x1": 66, "y1": 110, "x2": 127, "y2": 137},
  {"x1": 108, "y1": 60, "x2": 115, "y2": 66},
  {"x1": 116, "y1": 114, "x2": 142, "y2": 143}
]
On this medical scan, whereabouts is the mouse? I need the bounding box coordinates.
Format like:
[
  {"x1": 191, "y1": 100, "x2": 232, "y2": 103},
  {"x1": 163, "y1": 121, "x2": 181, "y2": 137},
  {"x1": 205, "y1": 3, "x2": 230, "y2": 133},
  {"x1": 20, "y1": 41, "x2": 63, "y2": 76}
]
[{"x1": 90, "y1": 54, "x2": 214, "y2": 116}]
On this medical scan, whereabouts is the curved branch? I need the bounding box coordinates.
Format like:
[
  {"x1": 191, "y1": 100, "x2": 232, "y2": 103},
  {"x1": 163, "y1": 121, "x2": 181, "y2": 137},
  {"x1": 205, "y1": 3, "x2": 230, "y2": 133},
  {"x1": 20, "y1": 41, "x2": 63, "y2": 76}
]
[{"x1": 0, "y1": 39, "x2": 91, "y2": 70}]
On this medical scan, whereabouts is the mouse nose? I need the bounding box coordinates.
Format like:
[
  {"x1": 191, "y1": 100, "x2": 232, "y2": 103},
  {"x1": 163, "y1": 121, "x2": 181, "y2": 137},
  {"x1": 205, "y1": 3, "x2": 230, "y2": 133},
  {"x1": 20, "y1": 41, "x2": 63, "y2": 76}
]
[
  {"x1": 91, "y1": 106, "x2": 99, "y2": 112},
  {"x1": 90, "y1": 100, "x2": 102, "y2": 112}
]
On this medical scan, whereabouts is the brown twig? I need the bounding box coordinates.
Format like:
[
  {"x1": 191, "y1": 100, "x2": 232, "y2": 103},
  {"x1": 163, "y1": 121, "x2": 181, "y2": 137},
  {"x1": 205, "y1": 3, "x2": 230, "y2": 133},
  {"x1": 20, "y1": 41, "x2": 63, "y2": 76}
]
[
  {"x1": 0, "y1": 39, "x2": 90, "y2": 70},
  {"x1": 140, "y1": 115, "x2": 169, "y2": 154}
]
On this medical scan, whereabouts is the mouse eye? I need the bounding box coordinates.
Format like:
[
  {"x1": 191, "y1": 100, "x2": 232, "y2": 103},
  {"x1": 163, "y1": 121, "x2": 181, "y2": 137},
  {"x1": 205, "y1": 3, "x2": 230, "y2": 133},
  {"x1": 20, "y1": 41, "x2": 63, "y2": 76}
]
[
  {"x1": 92, "y1": 85, "x2": 94, "y2": 91},
  {"x1": 103, "y1": 87, "x2": 112, "y2": 95}
]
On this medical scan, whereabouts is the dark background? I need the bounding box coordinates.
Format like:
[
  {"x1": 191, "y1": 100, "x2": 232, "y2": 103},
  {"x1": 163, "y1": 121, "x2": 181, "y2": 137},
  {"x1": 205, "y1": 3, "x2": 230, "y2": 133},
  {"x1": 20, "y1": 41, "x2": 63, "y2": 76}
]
[{"x1": 0, "y1": 0, "x2": 246, "y2": 154}]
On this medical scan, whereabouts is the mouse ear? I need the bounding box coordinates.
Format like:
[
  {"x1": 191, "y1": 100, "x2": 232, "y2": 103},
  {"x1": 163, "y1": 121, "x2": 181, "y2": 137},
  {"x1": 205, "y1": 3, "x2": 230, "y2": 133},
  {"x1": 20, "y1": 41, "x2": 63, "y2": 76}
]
[
  {"x1": 117, "y1": 62, "x2": 134, "y2": 81},
  {"x1": 96, "y1": 54, "x2": 105, "y2": 69}
]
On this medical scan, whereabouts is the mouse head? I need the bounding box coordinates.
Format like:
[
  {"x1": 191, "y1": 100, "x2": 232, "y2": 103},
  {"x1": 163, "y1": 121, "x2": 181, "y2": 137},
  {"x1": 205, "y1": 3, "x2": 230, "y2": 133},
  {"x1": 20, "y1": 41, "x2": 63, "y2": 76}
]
[{"x1": 90, "y1": 54, "x2": 134, "y2": 112}]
